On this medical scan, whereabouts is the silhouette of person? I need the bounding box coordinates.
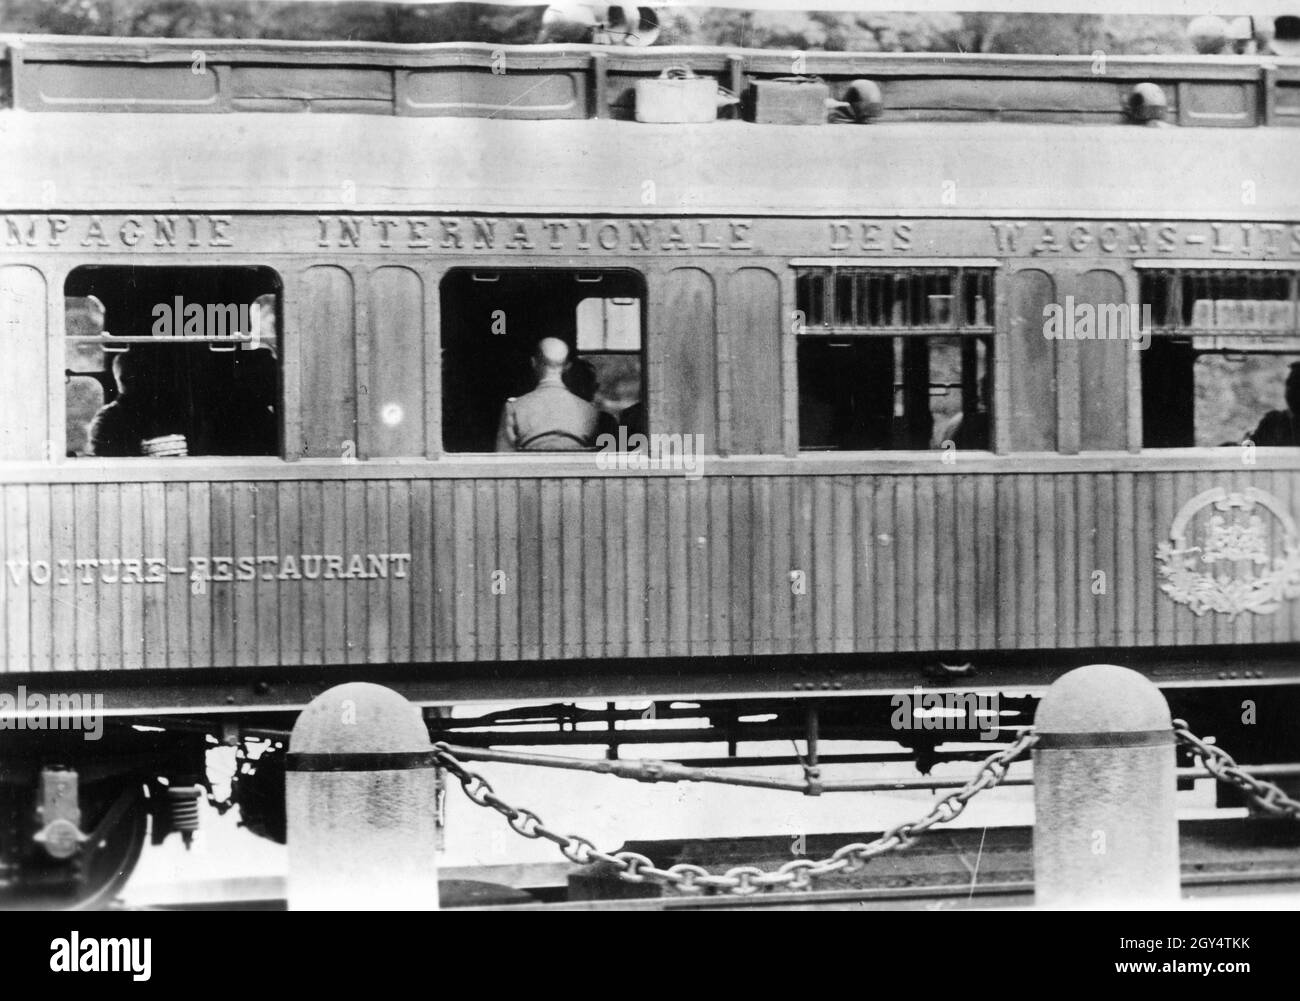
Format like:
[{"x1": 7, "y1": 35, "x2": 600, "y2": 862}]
[
  {"x1": 88, "y1": 352, "x2": 181, "y2": 457},
  {"x1": 495, "y1": 338, "x2": 599, "y2": 451},
  {"x1": 1248, "y1": 362, "x2": 1300, "y2": 447}
]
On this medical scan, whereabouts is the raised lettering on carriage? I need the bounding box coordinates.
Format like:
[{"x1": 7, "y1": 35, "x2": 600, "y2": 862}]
[
  {"x1": 2, "y1": 213, "x2": 234, "y2": 249},
  {"x1": 2, "y1": 554, "x2": 412, "y2": 587}
]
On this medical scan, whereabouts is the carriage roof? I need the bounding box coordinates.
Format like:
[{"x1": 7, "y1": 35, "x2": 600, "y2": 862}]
[
  {"x1": 2, "y1": 113, "x2": 1299, "y2": 221},
  {"x1": 1, "y1": 35, "x2": 1299, "y2": 220}
]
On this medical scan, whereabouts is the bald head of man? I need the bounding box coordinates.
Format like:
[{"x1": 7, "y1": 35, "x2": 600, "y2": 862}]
[{"x1": 533, "y1": 337, "x2": 571, "y2": 381}]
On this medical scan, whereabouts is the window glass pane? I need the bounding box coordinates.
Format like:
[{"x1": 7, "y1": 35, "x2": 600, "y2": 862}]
[
  {"x1": 798, "y1": 334, "x2": 991, "y2": 452},
  {"x1": 1197, "y1": 353, "x2": 1300, "y2": 447},
  {"x1": 441, "y1": 269, "x2": 645, "y2": 453},
  {"x1": 1141, "y1": 269, "x2": 1300, "y2": 448},
  {"x1": 64, "y1": 267, "x2": 281, "y2": 458},
  {"x1": 65, "y1": 375, "x2": 104, "y2": 458},
  {"x1": 795, "y1": 267, "x2": 990, "y2": 332},
  {"x1": 576, "y1": 297, "x2": 641, "y2": 352},
  {"x1": 796, "y1": 266, "x2": 993, "y2": 451}
]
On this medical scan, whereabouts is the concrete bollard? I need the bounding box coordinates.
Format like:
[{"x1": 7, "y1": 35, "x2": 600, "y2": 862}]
[
  {"x1": 1033, "y1": 664, "x2": 1179, "y2": 908},
  {"x1": 286, "y1": 682, "x2": 440, "y2": 910}
]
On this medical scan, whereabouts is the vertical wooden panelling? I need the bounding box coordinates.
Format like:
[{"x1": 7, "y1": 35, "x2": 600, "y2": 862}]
[
  {"x1": 582, "y1": 479, "x2": 605, "y2": 659},
  {"x1": 831, "y1": 477, "x2": 854, "y2": 653},
  {"x1": 452, "y1": 480, "x2": 477, "y2": 661},
  {"x1": 666, "y1": 478, "x2": 690, "y2": 656},
  {"x1": 933, "y1": 475, "x2": 956, "y2": 649},
  {"x1": 276, "y1": 481, "x2": 303, "y2": 666},
  {"x1": 7, "y1": 467, "x2": 1300, "y2": 676},
  {"x1": 708, "y1": 478, "x2": 731, "y2": 656},
  {"x1": 493, "y1": 480, "x2": 517, "y2": 660},
  {"x1": 810, "y1": 477, "x2": 834, "y2": 654},
  {"x1": 95, "y1": 484, "x2": 121, "y2": 669},
  {"x1": 342, "y1": 481, "x2": 370, "y2": 664},
  {"x1": 953, "y1": 475, "x2": 977, "y2": 649},
  {"x1": 560, "y1": 480, "x2": 584, "y2": 659},
  {"x1": 656, "y1": 268, "x2": 717, "y2": 451},
  {"x1": 750, "y1": 477, "x2": 775, "y2": 655},
  {"x1": 853, "y1": 478, "x2": 874, "y2": 652},
  {"x1": 255, "y1": 482, "x2": 281, "y2": 666},
  {"x1": 208, "y1": 483, "x2": 235, "y2": 667},
  {"x1": 1052, "y1": 474, "x2": 1077, "y2": 648},
  {"x1": 231, "y1": 484, "x2": 257, "y2": 668},
  {"x1": 474, "y1": 480, "x2": 498, "y2": 664},
  {"x1": 538, "y1": 479, "x2": 563, "y2": 660},
  {"x1": 319, "y1": 481, "x2": 347, "y2": 664},
  {"x1": 728, "y1": 477, "x2": 753, "y2": 655},
  {"x1": 1017, "y1": 476, "x2": 1040, "y2": 645},
  {"x1": 0, "y1": 266, "x2": 49, "y2": 461},
  {"x1": 118, "y1": 484, "x2": 145, "y2": 669},
  {"x1": 369, "y1": 266, "x2": 427, "y2": 458},
  {"x1": 791, "y1": 477, "x2": 815, "y2": 652},
  {"x1": 27, "y1": 486, "x2": 52, "y2": 672},
  {"x1": 1089, "y1": 473, "x2": 1114, "y2": 647},
  {"x1": 1034, "y1": 476, "x2": 1056, "y2": 647},
  {"x1": 365, "y1": 480, "x2": 390, "y2": 663},
  {"x1": 163, "y1": 484, "x2": 190, "y2": 669},
  {"x1": 624, "y1": 477, "x2": 648, "y2": 659},
  {"x1": 894, "y1": 478, "x2": 917, "y2": 648},
  {"x1": 296, "y1": 482, "x2": 324, "y2": 665},
  {"x1": 49, "y1": 486, "x2": 75, "y2": 671},
  {"x1": 1077, "y1": 269, "x2": 1131, "y2": 451},
  {"x1": 974, "y1": 475, "x2": 997, "y2": 650},
  {"x1": 1131, "y1": 473, "x2": 1156, "y2": 645},
  {"x1": 1112, "y1": 473, "x2": 1137, "y2": 646},
  {"x1": 727, "y1": 267, "x2": 784, "y2": 454},
  {"x1": 187, "y1": 483, "x2": 212, "y2": 668},
  {"x1": 300, "y1": 265, "x2": 357, "y2": 458},
  {"x1": 408, "y1": 479, "x2": 435, "y2": 663},
  {"x1": 914, "y1": 478, "x2": 938, "y2": 650},
  {"x1": 687, "y1": 479, "x2": 710, "y2": 655},
  {"x1": 141, "y1": 482, "x2": 167, "y2": 668},
  {"x1": 871, "y1": 479, "x2": 897, "y2": 651},
  {"x1": 431, "y1": 480, "x2": 457, "y2": 663},
  {"x1": 514, "y1": 479, "x2": 541, "y2": 662},
  {"x1": 603, "y1": 479, "x2": 625, "y2": 659},
  {"x1": 6, "y1": 487, "x2": 31, "y2": 671},
  {"x1": 1075, "y1": 473, "x2": 1099, "y2": 648},
  {"x1": 1006, "y1": 270, "x2": 1058, "y2": 452}
]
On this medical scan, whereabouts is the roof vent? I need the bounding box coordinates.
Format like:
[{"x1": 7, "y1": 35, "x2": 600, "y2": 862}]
[
  {"x1": 1126, "y1": 82, "x2": 1168, "y2": 124},
  {"x1": 843, "y1": 79, "x2": 884, "y2": 122}
]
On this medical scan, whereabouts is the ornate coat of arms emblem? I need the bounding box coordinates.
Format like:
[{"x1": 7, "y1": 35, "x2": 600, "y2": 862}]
[{"x1": 1156, "y1": 487, "x2": 1300, "y2": 618}]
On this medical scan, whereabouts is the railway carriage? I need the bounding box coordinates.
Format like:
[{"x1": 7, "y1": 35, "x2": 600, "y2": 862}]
[{"x1": 2, "y1": 34, "x2": 1300, "y2": 904}]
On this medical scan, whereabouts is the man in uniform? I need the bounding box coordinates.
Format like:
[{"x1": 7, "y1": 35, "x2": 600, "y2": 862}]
[
  {"x1": 1248, "y1": 362, "x2": 1300, "y2": 447},
  {"x1": 495, "y1": 337, "x2": 599, "y2": 451}
]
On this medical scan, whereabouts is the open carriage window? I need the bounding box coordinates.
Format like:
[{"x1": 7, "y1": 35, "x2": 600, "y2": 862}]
[
  {"x1": 440, "y1": 269, "x2": 644, "y2": 453},
  {"x1": 64, "y1": 266, "x2": 281, "y2": 458},
  {"x1": 795, "y1": 266, "x2": 995, "y2": 451},
  {"x1": 1139, "y1": 268, "x2": 1300, "y2": 448}
]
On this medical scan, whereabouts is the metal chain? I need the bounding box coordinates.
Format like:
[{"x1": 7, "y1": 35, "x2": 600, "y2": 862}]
[
  {"x1": 434, "y1": 729, "x2": 1038, "y2": 895},
  {"x1": 1173, "y1": 718, "x2": 1300, "y2": 819}
]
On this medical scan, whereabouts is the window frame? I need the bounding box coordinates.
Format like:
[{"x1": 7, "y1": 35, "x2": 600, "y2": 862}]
[
  {"x1": 437, "y1": 266, "x2": 648, "y2": 457},
  {"x1": 61, "y1": 263, "x2": 285, "y2": 461},
  {"x1": 1136, "y1": 261, "x2": 1300, "y2": 450},
  {"x1": 789, "y1": 259, "x2": 1000, "y2": 455}
]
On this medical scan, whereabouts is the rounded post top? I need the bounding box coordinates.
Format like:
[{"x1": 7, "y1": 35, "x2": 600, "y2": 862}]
[
  {"x1": 289, "y1": 682, "x2": 430, "y2": 755},
  {"x1": 1035, "y1": 664, "x2": 1172, "y2": 735}
]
